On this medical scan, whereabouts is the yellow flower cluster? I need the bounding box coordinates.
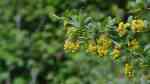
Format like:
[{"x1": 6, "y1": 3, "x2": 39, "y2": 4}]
[
  {"x1": 111, "y1": 46, "x2": 121, "y2": 60},
  {"x1": 124, "y1": 63, "x2": 133, "y2": 79},
  {"x1": 97, "y1": 34, "x2": 112, "y2": 48},
  {"x1": 86, "y1": 41, "x2": 97, "y2": 54},
  {"x1": 64, "y1": 39, "x2": 80, "y2": 53},
  {"x1": 128, "y1": 39, "x2": 139, "y2": 50},
  {"x1": 116, "y1": 19, "x2": 145, "y2": 36},
  {"x1": 131, "y1": 19, "x2": 144, "y2": 32},
  {"x1": 97, "y1": 34, "x2": 112, "y2": 56},
  {"x1": 97, "y1": 46, "x2": 108, "y2": 56},
  {"x1": 116, "y1": 22, "x2": 127, "y2": 37},
  {"x1": 86, "y1": 34, "x2": 112, "y2": 56}
]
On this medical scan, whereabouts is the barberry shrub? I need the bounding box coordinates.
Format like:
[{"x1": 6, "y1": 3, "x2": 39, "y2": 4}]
[
  {"x1": 63, "y1": 0, "x2": 150, "y2": 81},
  {"x1": 0, "y1": 0, "x2": 150, "y2": 84}
]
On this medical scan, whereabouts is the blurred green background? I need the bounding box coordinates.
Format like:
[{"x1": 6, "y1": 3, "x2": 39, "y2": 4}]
[{"x1": 0, "y1": 0, "x2": 150, "y2": 84}]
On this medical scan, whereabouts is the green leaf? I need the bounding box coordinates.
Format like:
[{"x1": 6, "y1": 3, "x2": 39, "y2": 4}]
[{"x1": 13, "y1": 77, "x2": 27, "y2": 84}]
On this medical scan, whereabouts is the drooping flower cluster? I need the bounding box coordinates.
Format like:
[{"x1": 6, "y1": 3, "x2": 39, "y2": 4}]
[
  {"x1": 97, "y1": 34, "x2": 112, "y2": 57},
  {"x1": 86, "y1": 40, "x2": 97, "y2": 54},
  {"x1": 131, "y1": 19, "x2": 145, "y2": 32},
  {"x1": 116, "y1": 19, "x2": 145, "y2": 37},
  {"x1": 86, "y1": 34, "x2": 112, "y2": 57},
  {"x1": 128, "y1": 39, "x2": 139, "y2": 50},
  {"x1": 111, "y1": 46, "x2": 121, "y2": 60},
  {"x1": 116, "y1": 22, "x2": 127, "y2": 37},
  {"x1": 64, "y1": 39, "x2": 80, "y2": 53}
]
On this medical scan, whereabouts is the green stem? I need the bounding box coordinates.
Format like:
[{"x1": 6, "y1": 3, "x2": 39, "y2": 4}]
[{"x1": 29, "y1": 69, "x2": 39, "y2": 84}]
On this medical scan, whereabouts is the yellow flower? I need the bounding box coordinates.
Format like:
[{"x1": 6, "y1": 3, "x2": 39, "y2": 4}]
[
  {"x1": 112, "y1": 47, "x2": 121, "y2": 60},
  {"x1": 64, "y1": 39, "x2": 80, "y2": 53},
  {"x1": 116, "y1": 22, "x2": 127, "y2": 37},
  {"x1": 131, "y1": 19, "x2": 144, "y2": 32},
  {"x1": 124, "y1": 63, "x2": 133, "y2": 79},
  {"x1": 128, "y1": 39, "x2": 139, "y2": 50},
  {"x1": 97, "y1": 34, "x2": 112, "y2": 48},
  {"x1": 87, "y1": 41, "x2": 97, "y2": 54},
  {"x1": 96, "y1": 34, "x2": 112, "y2": 57},
  {"x1": 97, "y1": 46, "x2": 108, "y2": 56}
]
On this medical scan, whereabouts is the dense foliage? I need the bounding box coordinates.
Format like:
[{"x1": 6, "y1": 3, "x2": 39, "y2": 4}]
[{"x1": 0, "y1": 0, "x2": 150, "y2": 84}]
